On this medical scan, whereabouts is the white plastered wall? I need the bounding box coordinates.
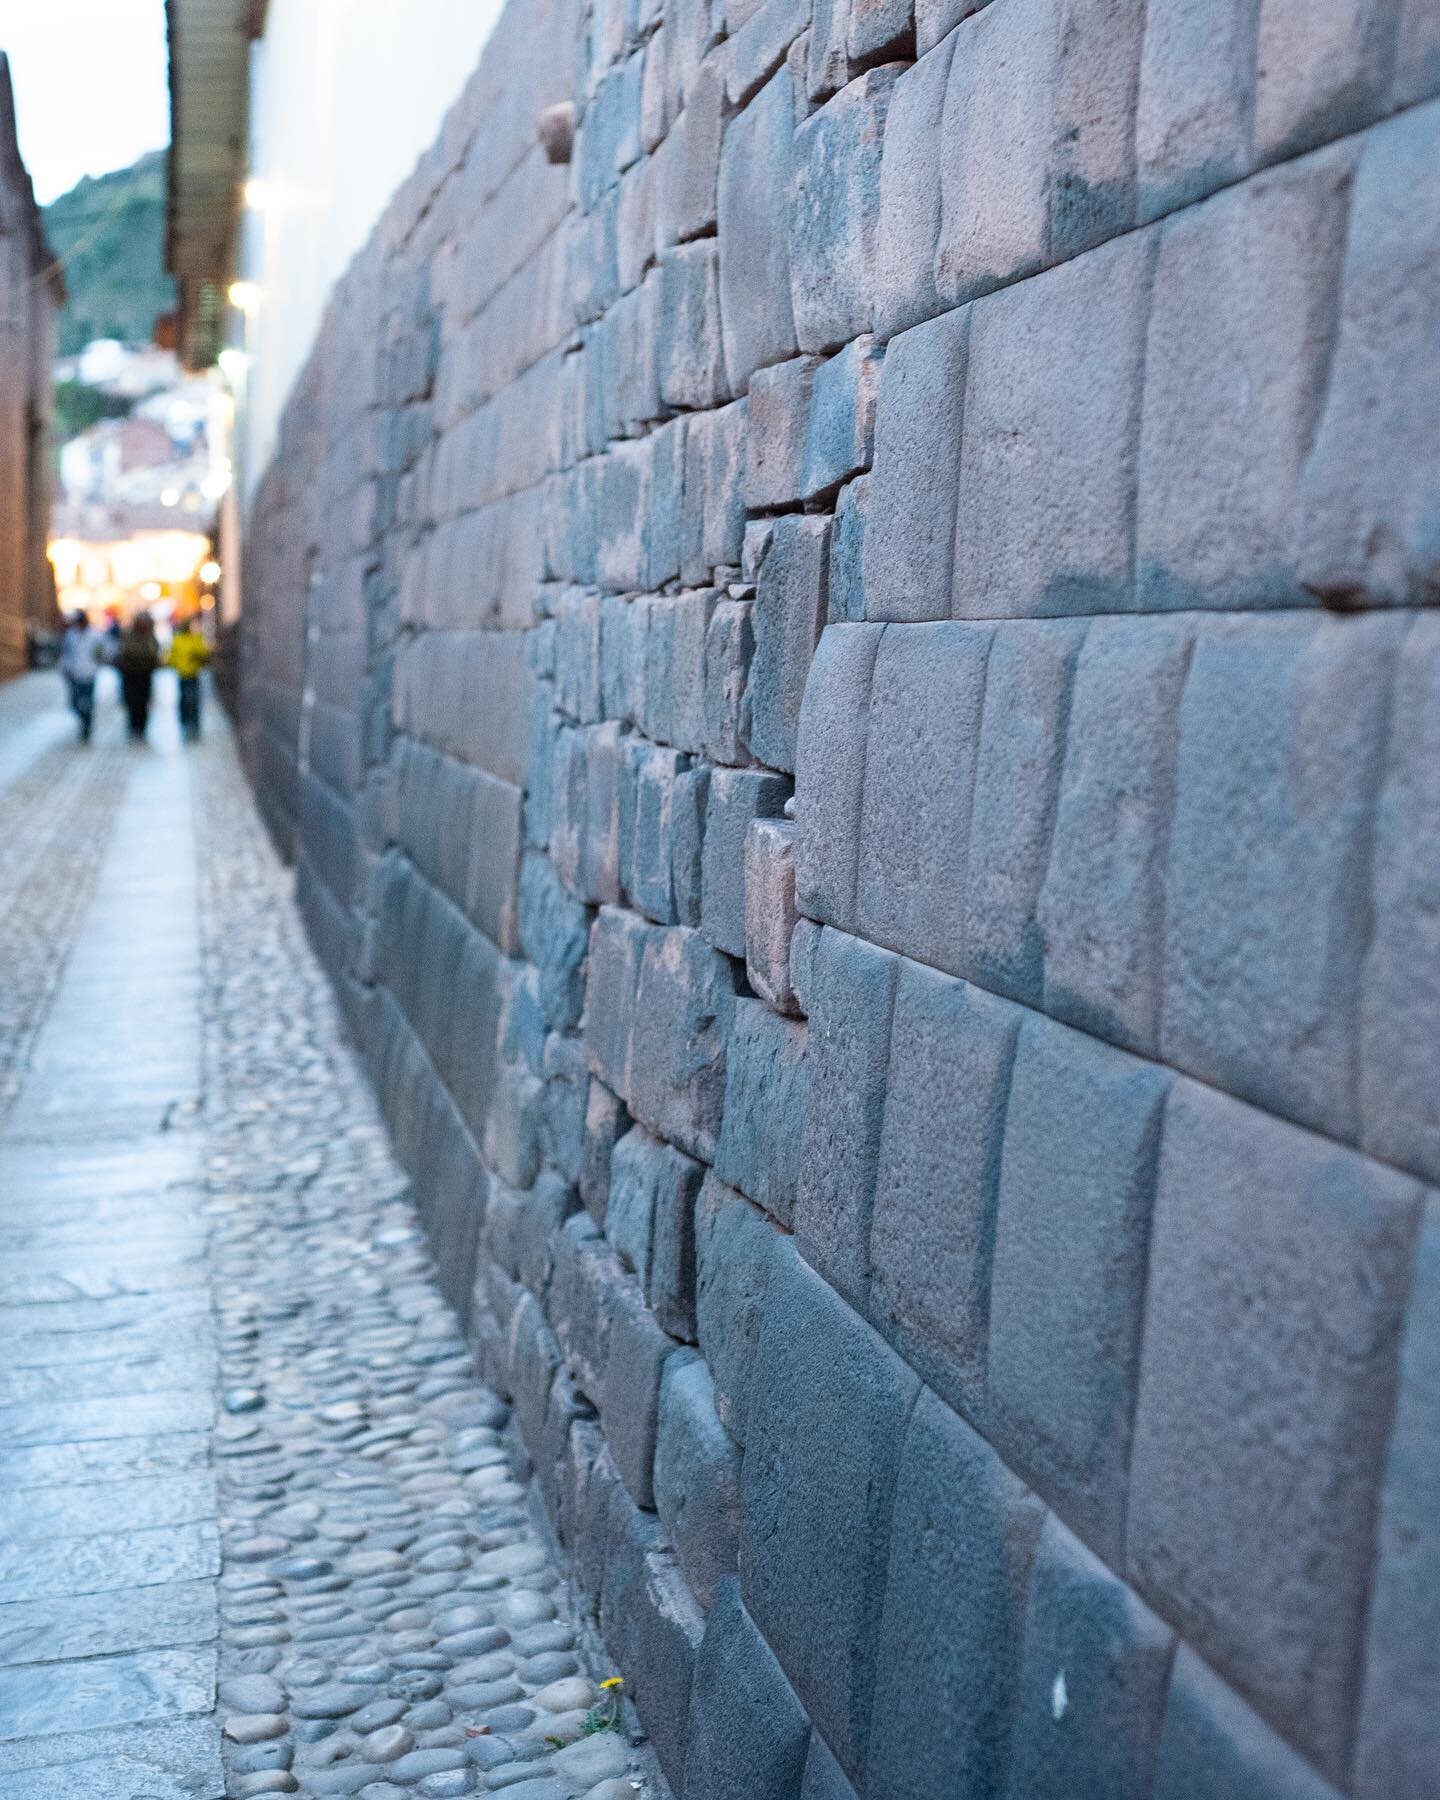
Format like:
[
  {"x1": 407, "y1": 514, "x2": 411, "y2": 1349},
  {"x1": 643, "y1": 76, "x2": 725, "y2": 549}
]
[{"x1": 237, "y1": 0, "x2": 505, "y2": 498}]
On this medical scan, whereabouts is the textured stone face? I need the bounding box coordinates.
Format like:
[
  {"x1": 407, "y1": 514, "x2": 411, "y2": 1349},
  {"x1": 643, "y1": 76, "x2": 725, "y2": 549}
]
[{"x1": 239, "y1": 3, "x2": 1440, "y2": 1794}]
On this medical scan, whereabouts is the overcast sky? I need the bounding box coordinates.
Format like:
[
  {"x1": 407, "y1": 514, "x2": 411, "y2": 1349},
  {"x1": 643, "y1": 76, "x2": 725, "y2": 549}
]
[{"x1": 1, "y1": 0, "x2": 170, "y2": 204}]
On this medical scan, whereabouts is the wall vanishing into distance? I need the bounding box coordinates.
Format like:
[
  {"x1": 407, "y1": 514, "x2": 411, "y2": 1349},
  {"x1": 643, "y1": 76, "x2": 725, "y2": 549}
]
[{"x1": 239, "y1": 3, "x2": 1440, "y2": 1796}]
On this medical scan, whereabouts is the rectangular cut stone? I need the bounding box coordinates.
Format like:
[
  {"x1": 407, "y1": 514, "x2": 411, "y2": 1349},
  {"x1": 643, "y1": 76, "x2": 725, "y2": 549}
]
[
  {"x1": 794, "y1": 625, "x2": 884, "y2": 933},
  {"x1": 701, "y1": 767, "x2": 791, "y2": 959},
  {"x1": 868, "y1": 1387, "x2": 1046, "y2": 1799},
  {"x1": 747, "y1": 514, "x2": 831, "y2": 773},
  {"x1": 862, "y1": 307, "x2": 969, "y2": 622},
  {"x1": 0, "y1": 1646, "x2": 215, "y2": 1742},
  {"x1": 1128, "y1": 1081, "x2": 1422, "y2": 1781},
  {"x1": 714, "y1": 997, "x2": 808, "y2": 1227},
  {"x1": 856, "y1": 620, "x2": 991, "y2": 973},
  {"x1": 1038, "y1": 615, "x2": 1194, "y2": 1058},
  {"x1": 1161, "y1": 613, "x2": 1403, "y2": 1141},
  {"x1": 1135, "y1": 0, "x2": 1255, "y2": 220},
  {"x1": 744, "y1": 817, "x2": 800, "y2": 1013},
  {"x1": 789, "y1": 68, "x2": 900, "y2": 352},
  {"x1": 629, "y1": 926, "x2": 740, "y2": 1161},
  {"x1": 655, "y1": 1358, "x2": 743, "y2": 1614},
  {"x1": 989, "y1": 1015, "x2": 1169, "y2": 1563},
  {"x1": 874, "y1": 32, "x2": 957, "y2": 340},
  {"x1": 870, "y1": 962, "x2": 1021, "y2": 1424},
  {"x1": 1295, "y1": 104, "x2": 1440, "y2": 609},
  {"x1": 718, "y1": 65, "x2": 800, "y2": 391},
  {"x1": 0, "y1": 1581, "x2": 216, "y2": 1670},
  {"x1": 953, "y1": 228, "x2": 1151, "y2": 619},
  {"x1": 741, "y1": 1251, "x2": 919, "y2": 1784},
  {"x1": 695, "y1": 1175, "x2": 795, "y2": 1446},
  {"x1": 1137, "y1": 148, "x2": 1353, "y2": 612},
  {"x1": 794, "y1": 927, "x2": 899, "y2": 1309}
]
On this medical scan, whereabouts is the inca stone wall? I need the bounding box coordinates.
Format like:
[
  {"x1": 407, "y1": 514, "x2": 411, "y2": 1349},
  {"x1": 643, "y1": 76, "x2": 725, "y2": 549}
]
[{"x1": 238, "y1": 2, "x2": 1440, "y2": 1796}]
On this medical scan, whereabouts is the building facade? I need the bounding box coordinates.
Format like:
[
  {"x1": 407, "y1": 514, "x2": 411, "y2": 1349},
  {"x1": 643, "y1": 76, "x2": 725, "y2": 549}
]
[{"x1": 0, "y1": 52, "x2": 60, "y2": 679}]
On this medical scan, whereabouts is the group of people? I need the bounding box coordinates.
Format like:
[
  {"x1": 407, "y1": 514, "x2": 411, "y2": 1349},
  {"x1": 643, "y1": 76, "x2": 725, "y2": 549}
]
[{"x1": 58, "y1": 610, "x2": 213, "y2": 744}]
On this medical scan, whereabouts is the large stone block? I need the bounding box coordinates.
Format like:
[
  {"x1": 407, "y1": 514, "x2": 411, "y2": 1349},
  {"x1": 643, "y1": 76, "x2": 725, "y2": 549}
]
[
  {"x1": 686, "y1": 1578, "x2": 812, "y2": 1799},
  {"x1": 518, "y1": 851, "x2": 591, "y2": 1034},
  {"x1": 623, "y1": 741, "x2": 691, "y2": 925},
  {"x1": 827, "y1": 473, "x2": 870, "y2": 623},
  {"x1": 989, "y1": 1015, "x2": 1169, "y2": 1562},
  {"x1": 936, "y1": 0, "x2": 1142, "y2": 303},
  {"x1": 671, "y1": 763, "x2": 710, "y2": 927},
  {"x1": 1151, "y1": 1647, "x2": 1346, "y2": 1800},
  {"x1": 701, "y1": 766, "x2": 792, "y2": 959},
  {"x1": 802, "y1": 335, "x2": 882, "y2": 500},
  {"x1": 790, "y1": 67, "x2": 900, "y2": 352},
  {"x1": 682, "y1": 399, "x2": 749, "y2": 585},
  {"x1": 600, "y1": 1499, "x2": 703, "y2": 1794},
  {"x1": 656, "y1": 50, "x2": 725, "y2": 247},
  {"x1": 744, "y1": 817, "x2": 801, "y2": 1013},
  {"x1": 746, "y1": 353, "x2": 821, "y2": 511},
  {"x1": 601, "y1": 1273, "x2": 677, "y2": 1508},
  {"x1": 793, "y1": 622, "x2": 883, "y2": 932},
  {"x1": 718, "y1": 65, "x2": 800, "y2": 391},
  {"x1": 715, "y1": 996, "x2": 808, "y2": 1228},
  {"x1": 654, "y1": 1354, "x2": 743, "y2": 1610},
  {"x1": 671, "y1": 587, "x2": 719, "y2": 757},
  {"x1": 741, "y1": 1250, "x2": 920, "y2": 1782},
  {"x1": 1037, "y1": 615, "x2": 1193, "y2": 1058},
  {"x1": 1295, "y1": 103, "x2": 1440, "y2": 609},
  {"x1": 874, "y1": 32, "x2": 957, "y2": 340},
  {"x1": 1359, "y1": 614, "x2": 1440, "y2": 1183},
  {"x1": 550, "y1": 1217, "x2": 627, "y2": 1404},
  {"x1": 1137, "y1": 148, "x2": 1353, "y2": 612},
  {"x1": 726, "y1": 0, "x2": 811, "y2": 107},
  {"x1": 855, "y1": 620, "x2": 991, "y2": 972},
  {"x1": 550, "y1": 719, "x2": 625, "y2": 905},
  {"x1": 793, "y1": 927, "x2": 899, "y2": 1308},
  {"x1": 862, "y1": 307, "x2": 969, "y2": 622},
  {"x1": 580, "y1": 1077, "x2": 629, "y2": 1227},
  {"x1": 703, "y1": 598, "x2": 756, "y2": 765},
  {"x1": 867, "y1": 1387, "x2": 1047, "y2": 1800},
  {"x1": 953, "y1": 228, "x2": 1151, "y2": 618},
  {"x1": 963, "y1": 619, "x2": 1084, "y2": 1005},
  {"x1": 629, "y1": 925, "x2": 740, "y2": 1161},
  {"x1": 695, "y1": 1172, "x2": 795, "y2": 1445},
  {"x1": 801, "y1": 1734, "x2": 860, "y2": 1800},
  {"x1": 1004, "y1": 1515, "x2": 1174, "y2": 1800},
  {"x1": 870, "y1": 961, "x2": 1020, "y2": 1423},
  {"x1": 1253, "y1": 0, "x2": 1396, "y2": 162},
  {"x1": 1135, "y1": 0, "x2": 1253, "y2": 220},
  {"x1": 658, "y1": 240, "x2": 728, "y2": 409},
  {"x1": 1353, "y1": 1196, "x2": 1440, "y2": 1799},
  {"x1": 1127, "y1": 1080, "x2": 1423, "y2": 1781},
  {"x1": 1161, "y1": 614, "x2": 1403, "y2": 1141},
  {"x1": 747, "y1": 515, "x2": 832, "y2": 773},
  {"x1": 582, "y1": 904, "x2": 652, "y2": 1102}
]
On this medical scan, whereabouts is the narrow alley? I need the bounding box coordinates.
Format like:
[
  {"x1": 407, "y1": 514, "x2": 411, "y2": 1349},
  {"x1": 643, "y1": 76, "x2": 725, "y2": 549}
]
[{"x1": 0, "y1": 675, "x2": 645, "y2": 1800}]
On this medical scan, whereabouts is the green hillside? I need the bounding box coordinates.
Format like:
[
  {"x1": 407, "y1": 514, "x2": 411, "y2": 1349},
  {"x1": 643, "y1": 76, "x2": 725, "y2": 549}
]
[{"x1": 44, "y1": 151, "x2": 175, "y2": 356}]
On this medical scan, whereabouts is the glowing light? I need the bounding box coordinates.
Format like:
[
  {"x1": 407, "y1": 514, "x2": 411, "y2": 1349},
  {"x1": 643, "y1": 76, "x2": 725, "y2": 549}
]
[
  {"x1": 228, "y1": 280, "x2": 262, "y2": 314},
  {"x1": 139, "y1": 581, "x2": 163, "y2": 602},
  {"x1": 161, "y1": 487, "x2": 180, "y2": 507},
  {"x1": 243, "y1": 177, "x2": 271, "y2": 209},
  {"x1": 200, "y1": 470, "x2": 232, "y2": 501},
  {"x1": 199, "y1": 560, "x2": 222, "y2": 584},
  {"x1": 217, "y1": 348, "x2": 250, "y2": 382}
]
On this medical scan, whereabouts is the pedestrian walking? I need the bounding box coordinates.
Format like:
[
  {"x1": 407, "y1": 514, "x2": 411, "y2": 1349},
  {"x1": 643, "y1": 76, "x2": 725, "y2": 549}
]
[
  {"x1": 115, "y1": 612, "x2": 161, "y2": 740},
  {"x1": 165, "y1": 614, "x2": 212, "y2": 740},
  {"x1": 58, "y1": 610, "x2": 103, "y2": 742}
]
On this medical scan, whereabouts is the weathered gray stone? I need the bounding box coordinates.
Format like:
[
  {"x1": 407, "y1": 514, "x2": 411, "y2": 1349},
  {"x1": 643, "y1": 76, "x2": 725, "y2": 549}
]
[
  {"x1": 582, "y1": 906, "x2": 651, "y2": 1103},
  {"x1": 1004, "y1": 1515, "x2": 1174, "y2": 1800},
  {"x1": 793, "y1": 623, "x2": 884, "y2": 932},
  {"x1": 868, "y1": 1388, "x2": 1046, "y2": 1800},
  {"x1": 801, "y1": 335, "x2": 881, "y2": 500},
  {"x1": 793, "y1": 926, "x2": 897, "y2": 1308},
  {"x1": 654, "y1": 1355, "x2": 742, "y2": 1611},
  {"x1": 953, "y1": 229, "x2": 1151, "y2": 618},
  {"x1": 685, "y1": 1578, "x2": 810, "y2": 1798},
  {"x1": 1137, "y1": 148, "x2": 1353, "y2": 613},
  {"x1": 628, "y1": 926, "x2": 739, "y2": 1161},
  {"x1": 1151, "y1": 1647, "x2": 1346, "y2": 1800},
  {"x1": 718, "y1": 66, "x2": 799, "y2": 391},
  {"x1": 600, "y1": 1276, "x2": 676, "y2": 1509},
  {"x1": 1135, "y1": 0, "x2": 1254, "y2": 220},
  {"x1": 989, "y1": 1015, "x2": 1169, "y2": 1563},
  {"x1": 746, "y1": 515, "x2": 831, "y2": 773},
  {"x1": 1295, "y1": 103, "x2": 1440, "y2": 609},
  {"x1": 742, "y1": 1250, "x2": 919, "y2": 1783},
  {"x1": 1128, "y1": 1079, "x2": 1423, "y2": 1781},
  {"x1": 700, "y1": 767, "x2": 791, "y2": 959},
  {"x1": 862, "y1": 307, "x2": 969, "y2": 622},
  {"x1": 714, "y1": 996, "x2": 807, "y2": 1228},
  {"x1": 790, "y1": 68, "x2": 900, "y2": 351},
  {"x1": 702, "y1": 600, "x2": 755, "y2": 766},
  {"x1": 873, "y1": 31, "x2": 956, "y2": 339},
  {"x1": 743, "y1": 818, "x2": 800, "y2": 1013},
  {"x1": 745, "y1": 355, "x2": 821, "y2": 511},
  {"x1": 658, "y1": 242, "x2": 728, "y2": 410},
  {"x1": 826, "y1": 474, "x2": 870, "y2": 623},
  {"x1": 694, "y1": 1173, "x2": 794, "y2": 1445}
]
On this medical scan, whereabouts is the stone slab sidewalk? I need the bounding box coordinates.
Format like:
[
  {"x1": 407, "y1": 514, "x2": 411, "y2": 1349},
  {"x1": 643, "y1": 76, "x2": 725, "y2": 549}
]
[{"x1": 0, "y1": 676, "x2": 651, "y2": 1800}]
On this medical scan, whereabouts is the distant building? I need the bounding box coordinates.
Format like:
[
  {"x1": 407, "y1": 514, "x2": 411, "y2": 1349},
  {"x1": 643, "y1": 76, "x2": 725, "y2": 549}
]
[{"x1": 0, "y1": 52, "x2": 62, "y2": 677}]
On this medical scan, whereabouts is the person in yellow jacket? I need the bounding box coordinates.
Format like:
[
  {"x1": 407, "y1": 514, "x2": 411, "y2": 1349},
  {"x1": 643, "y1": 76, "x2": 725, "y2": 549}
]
[{"x1": 166, "y1": 615, "x2": 212, "y2": 741}]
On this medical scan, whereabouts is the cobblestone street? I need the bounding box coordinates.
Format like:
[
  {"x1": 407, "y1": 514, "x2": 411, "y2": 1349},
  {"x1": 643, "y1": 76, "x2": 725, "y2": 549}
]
[{"x1": 0, "y1": 675, "x2": 648, "y2": 1800}]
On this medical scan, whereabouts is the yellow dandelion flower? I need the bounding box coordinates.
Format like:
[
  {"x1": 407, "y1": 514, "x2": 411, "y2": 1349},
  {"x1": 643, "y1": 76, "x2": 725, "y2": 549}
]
[{"x1": 600, "y1": 1676, "x2": 624, "y2": 1690}]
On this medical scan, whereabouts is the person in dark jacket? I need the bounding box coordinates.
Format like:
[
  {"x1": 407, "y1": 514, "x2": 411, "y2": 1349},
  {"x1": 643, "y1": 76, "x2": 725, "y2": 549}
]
[{"x1": 115, "y1": 612, "x2": 161, "y2": 739}]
